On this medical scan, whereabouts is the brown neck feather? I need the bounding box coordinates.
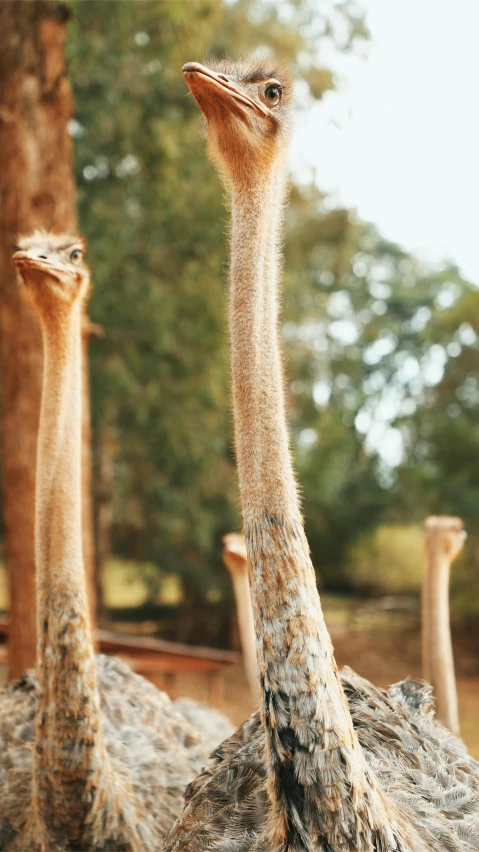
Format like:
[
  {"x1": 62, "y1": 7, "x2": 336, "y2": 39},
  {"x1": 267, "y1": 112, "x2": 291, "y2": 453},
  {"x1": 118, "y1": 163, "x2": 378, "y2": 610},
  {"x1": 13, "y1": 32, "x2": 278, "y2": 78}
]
[
  {"x1": 229, "y1": 161, "x2": 418, "y2": 849},
  {"x1": 230, "y1": 167, "x2": 298, "y2": 521},
  {"x1": 32, "y1": 305, "x2": 112, "y2": 841}
]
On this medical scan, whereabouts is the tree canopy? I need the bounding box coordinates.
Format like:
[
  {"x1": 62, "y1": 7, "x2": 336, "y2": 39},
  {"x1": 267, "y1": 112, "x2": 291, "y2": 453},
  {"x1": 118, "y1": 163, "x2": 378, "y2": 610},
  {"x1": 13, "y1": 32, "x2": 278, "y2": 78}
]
[{"x1": 66, "y1": 0, "x2": 479, "y2": 626}]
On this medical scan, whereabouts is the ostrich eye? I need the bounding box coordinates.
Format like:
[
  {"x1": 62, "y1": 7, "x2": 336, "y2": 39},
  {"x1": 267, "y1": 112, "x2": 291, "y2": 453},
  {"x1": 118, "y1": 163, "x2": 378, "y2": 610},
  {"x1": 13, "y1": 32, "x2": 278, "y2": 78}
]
[
  {"x1": 262, "y1": 82, "x2": 282, "y2": 107},
  {"x1": 69, "y1": 249, "x2": 82, "y2": 262}
]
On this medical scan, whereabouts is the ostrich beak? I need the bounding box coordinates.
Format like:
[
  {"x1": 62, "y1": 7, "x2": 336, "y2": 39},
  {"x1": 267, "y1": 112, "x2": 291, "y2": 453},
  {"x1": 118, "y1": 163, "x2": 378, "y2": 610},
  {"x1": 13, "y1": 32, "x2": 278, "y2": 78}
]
[
  {"x1": 12, "y1": 251, "x2": 43, "y2": 276},
  {"x1": 12, "y1": 250, "x2": 49, "y2": 270},
  {"x1": 182, "y1": 62, "x2": 268, "y2": 120},
  {"x1": 12, "y1": 250, "x2": 33, "y2": 266},
  {"x1": 12, "y1": 251, "x2": 63, "y2": 282}
]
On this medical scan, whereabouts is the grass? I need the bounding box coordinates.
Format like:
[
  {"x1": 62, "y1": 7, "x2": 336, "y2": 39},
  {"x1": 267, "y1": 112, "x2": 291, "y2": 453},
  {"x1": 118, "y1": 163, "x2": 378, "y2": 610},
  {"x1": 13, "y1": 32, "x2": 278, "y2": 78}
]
[
  {"x1": 0, "y1": 563, "x2": 7, "y2": 610},
  {"x1": 0, "y1": 559, "x2": 181, "y2": 611},
  {"x1": 101, "y1": 558, "x2": 181, "y2": 608}
]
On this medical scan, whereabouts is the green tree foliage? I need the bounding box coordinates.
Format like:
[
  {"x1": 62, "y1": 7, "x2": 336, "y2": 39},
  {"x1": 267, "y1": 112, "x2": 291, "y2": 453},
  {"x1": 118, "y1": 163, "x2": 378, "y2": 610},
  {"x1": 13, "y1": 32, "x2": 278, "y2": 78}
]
[
  {"x1": 66, "y1": 0, "x2": 478, "y2": 625},
  {"x1": 281, "y1": 194, "x2": 475, "y2": 589},
  {"x1": 395, "y1": 286, "x2": 479, "y2": 616},
  {"x1": 345, "y1": 524, "x2": 424, "y2": 596},
  {"x1": 68, "y1": 0, "x2": 366, "y2": 608}
]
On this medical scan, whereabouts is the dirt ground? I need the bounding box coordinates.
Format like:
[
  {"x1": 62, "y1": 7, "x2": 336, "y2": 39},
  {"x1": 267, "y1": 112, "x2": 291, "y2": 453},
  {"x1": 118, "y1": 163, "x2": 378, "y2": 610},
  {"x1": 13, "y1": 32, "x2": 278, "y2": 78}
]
[
  {"x1": 173, "y1": 662, "x2": 479, "y2": 758},
  {"x1": 170, "y1": 598, "x2": 479, "y2": 759},
  {"x1": 0, "y1": 595, "x2": 477, "y2": 757}
]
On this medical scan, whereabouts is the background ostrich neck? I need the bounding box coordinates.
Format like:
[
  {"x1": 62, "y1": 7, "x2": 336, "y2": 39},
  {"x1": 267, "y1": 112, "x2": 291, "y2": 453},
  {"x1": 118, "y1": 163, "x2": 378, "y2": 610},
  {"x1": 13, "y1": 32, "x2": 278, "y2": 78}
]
[
  {"x1": 229, "y1": 166, "x2": 400, "y2": 847},
  {"x1": 426, "y1": 536, "x2": 460, "y2": 734},
  {"x1": 421, "y1": 554, "x2": 432, "y2": 683},
  {"x1": 229, "y1": 567, "x2": 260, "y2": 704},
  {"x1": 34, "y1": 306, "x2": 109, "y2": 833}
]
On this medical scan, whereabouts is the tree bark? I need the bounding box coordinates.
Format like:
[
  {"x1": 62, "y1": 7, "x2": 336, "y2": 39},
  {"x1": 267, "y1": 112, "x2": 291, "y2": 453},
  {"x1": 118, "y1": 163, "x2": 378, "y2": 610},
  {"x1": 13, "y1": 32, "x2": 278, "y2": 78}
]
[{"x1": 0, "y1": 1, "x2": 96, "y2": 678}]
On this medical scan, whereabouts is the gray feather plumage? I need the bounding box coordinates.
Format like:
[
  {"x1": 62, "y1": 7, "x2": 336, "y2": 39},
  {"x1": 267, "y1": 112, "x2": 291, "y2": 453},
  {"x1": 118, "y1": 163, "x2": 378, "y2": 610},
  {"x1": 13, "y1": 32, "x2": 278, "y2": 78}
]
[
  {"x1": 165, "y1": 669, "x2": 479, "y2": 851},
  {"x1": 0, "y1": 655, "x2": 229, "y2": 850}
]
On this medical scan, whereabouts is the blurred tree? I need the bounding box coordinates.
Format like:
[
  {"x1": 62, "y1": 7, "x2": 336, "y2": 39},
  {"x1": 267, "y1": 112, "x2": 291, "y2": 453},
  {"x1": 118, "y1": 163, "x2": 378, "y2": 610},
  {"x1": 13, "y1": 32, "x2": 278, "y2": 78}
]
[
  {"x1": 344, "y1": 524, "x2": 423, "y2": 596},
  {"x1": 395, "y1": 286, "x2": 479, "y2": 616},
  {"x1": 0, "y1": 0, "x2": 96, "y2": 676},
  {"x1": 67, "y1": 0, "x2": 367, "y2": 634},
  {"x1": 282, "y1": 189, "x2": 475, "y2": 588},
  {"x1": 66, "y1": 0, "x2": 478, "y2": 635}
]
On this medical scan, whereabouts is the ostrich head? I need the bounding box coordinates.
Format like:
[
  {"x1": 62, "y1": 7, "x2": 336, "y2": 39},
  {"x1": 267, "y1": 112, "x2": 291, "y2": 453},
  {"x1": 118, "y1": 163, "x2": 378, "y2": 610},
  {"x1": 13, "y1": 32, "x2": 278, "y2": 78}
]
[
  {"x1": 12, "y1": 231, "x2": 90, "y2": 320},
  {"x1": 183, "y1": 57, "x2": 293, "y2": 186},
  {"x1": 223, "y1": 532, "x2": 248, "y2": 576},
  {"x1": 424, "y1": 516, "x2": 467, "y2": 562}
]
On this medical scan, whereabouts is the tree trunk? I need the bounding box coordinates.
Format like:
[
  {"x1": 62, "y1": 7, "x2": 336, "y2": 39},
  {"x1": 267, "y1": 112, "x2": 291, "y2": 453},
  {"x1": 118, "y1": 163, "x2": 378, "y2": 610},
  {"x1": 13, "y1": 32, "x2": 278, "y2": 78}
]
[{"x1": 0, "y1": 1, "x2": 96, "y2": 678}]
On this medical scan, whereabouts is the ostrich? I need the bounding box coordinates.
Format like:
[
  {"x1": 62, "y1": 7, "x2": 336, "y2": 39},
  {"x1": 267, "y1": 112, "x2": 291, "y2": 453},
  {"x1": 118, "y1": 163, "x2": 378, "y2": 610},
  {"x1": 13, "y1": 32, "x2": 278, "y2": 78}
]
[
  {"x1": 223, "y1": 533, "x2": 260, "y2": 704},
  {"x1": 422, "y1": 516, "x2": 466, "y2": 735},
  {"x1": 0, "y1": 232, "x2": 222, "y2": 851},
  {"x1": 165, "y1": 58, "x2": 479, "y2": 851}
]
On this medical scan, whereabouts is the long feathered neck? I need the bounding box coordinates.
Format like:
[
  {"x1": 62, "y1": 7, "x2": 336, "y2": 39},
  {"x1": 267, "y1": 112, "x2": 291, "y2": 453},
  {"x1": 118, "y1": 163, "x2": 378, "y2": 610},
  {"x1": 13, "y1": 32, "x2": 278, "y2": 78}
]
[
  {"x1": 229, "y1": 164, "x2": 414, "y2": 850},
  {"x1": 33, "y1": 306, "x2": 111, "y2": 842},
  {"x1": 424, "y1": 532, "x2": 459, "y2": 734}
]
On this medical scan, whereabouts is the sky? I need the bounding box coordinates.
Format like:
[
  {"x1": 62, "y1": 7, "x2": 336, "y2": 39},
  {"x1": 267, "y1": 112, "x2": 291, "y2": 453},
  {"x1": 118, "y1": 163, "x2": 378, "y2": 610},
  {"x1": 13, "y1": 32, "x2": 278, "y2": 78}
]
[{"x1": 290, "y1": 0, "x2": 479, "y2": 285}]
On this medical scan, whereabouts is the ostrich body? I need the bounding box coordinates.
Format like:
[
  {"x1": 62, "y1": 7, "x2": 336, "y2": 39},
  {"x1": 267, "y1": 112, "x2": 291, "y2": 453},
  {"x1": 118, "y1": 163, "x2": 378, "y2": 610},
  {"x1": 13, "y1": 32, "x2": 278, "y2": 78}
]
[
  {"x1": 0, "y1": 233, "x2": 221, "y2": 851},
  {"x1": 223, "y1": 533, "x2": 260, "y2": 704},
  {"x1": 423, "y1": 516, "x2": 465, "y2": 735},
  {"x1": 165, "y1": 59, "x2": 479, "y2": 851}
]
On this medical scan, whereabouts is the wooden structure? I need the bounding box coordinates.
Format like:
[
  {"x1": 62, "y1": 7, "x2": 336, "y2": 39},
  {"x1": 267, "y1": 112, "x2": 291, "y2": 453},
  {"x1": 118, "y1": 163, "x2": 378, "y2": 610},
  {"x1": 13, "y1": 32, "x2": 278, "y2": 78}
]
[{"x1": 0, "y1": 616, "x2": 238, "y2": 705}]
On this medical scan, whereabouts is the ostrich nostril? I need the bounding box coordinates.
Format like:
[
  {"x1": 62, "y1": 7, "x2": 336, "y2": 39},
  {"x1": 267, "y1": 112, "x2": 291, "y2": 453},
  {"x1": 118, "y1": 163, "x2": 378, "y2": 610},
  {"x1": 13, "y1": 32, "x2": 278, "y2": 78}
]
[
  {"x1": 38, "y1": 255, "x2": 47, "y2": 260},
  {"x1": 217, "y1": 74, "x2": 229, "y2": 82}
]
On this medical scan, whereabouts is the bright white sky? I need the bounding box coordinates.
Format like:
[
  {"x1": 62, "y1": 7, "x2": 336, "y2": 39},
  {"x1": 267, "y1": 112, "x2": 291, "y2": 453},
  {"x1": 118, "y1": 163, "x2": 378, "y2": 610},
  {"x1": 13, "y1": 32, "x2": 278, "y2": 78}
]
[{"x1": 290, "y1": 0, "x2": 479, "y2": 284}]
